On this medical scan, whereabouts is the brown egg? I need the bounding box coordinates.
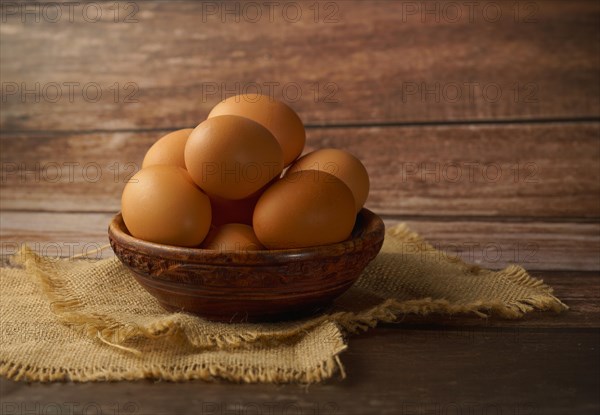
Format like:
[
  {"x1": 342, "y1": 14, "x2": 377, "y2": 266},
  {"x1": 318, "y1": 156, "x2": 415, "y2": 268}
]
[
  {"x1": 209, "y1": 177, "x2": 277, "y2": 226},
  {"x1": 253, "y1": 170, "x2": 356, "y2": 249},
  {"x1": 185, "y1": 115, "x2": 283, "y2": 200},
  {"x1": 121, "y1": 165, "x2": 211, "y2": 247},
  {"x1": 208, "y1": 94, "x2": 305, "y2": 166},
  {"x1": 201, "y1": 224, "x2": 264, "y2": 251},
  {"x1": 142, "y1": 128, "x2": 193, "y2": 169},
  {"x1": 286, "y1": 149, "x2": 370, "y2": 212}
]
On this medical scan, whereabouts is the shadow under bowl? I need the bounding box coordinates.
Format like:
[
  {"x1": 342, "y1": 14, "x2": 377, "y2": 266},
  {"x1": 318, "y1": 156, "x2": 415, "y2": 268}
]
[{"x1": 108, "y1": 209, "x2": 385, "y2": 323}]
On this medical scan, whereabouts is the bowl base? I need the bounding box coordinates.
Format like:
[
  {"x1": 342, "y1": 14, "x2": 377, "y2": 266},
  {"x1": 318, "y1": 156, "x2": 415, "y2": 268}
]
[{"x1": 157, "y1": 300, "x2": 329, "y2": 323}]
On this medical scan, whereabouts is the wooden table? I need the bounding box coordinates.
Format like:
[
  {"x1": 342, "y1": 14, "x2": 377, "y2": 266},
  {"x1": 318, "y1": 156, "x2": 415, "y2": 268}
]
[{"x1": 1, "y1": 1, "x2": 599, "y2": 413}]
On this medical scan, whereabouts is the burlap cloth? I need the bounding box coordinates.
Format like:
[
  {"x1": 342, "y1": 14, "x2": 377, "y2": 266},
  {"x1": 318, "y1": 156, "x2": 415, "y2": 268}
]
[{"x1": 0, "y1": 224, "x2": 567, "y2": 383}]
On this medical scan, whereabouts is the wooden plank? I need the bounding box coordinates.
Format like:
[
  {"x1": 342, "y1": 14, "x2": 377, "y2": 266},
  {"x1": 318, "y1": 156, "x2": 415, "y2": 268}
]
[
  {"x1": 2, "y1": 211, "x2": 599, "y2": 271},
  {"x1": 1, "y1": 328, "x2": 598, "y2": 414},
  {"x1": 2, "y1": 123, "x2": 599, "y2": 217},
  {"x1": 2, "y1": 211, "x2": 599, "y2": 328},
  {"x1": 388, "y1": 219, "x2": 600, "y2": 272},
  {"x1": 1, "y1": 1, "x2": 598, "y2": 131},
  {"x1": 0, "y1": 212, "x2": 115, "y2": 260}
]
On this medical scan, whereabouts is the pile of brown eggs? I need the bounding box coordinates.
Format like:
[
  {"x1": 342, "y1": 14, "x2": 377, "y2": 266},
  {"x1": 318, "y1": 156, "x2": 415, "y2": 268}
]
[{"x1": 121, "y1": 94, "x2": 370, "y2": 251}]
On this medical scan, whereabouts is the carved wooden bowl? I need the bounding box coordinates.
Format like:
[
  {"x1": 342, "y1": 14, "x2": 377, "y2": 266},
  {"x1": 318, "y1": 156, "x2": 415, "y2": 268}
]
[{"x1": 108, "y1": 209, "x2": 385, "y2": 322}]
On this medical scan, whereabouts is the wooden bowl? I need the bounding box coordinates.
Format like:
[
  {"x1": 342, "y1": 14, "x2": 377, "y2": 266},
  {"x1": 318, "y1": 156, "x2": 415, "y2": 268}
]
[{"x1": 108, "y1": 209, "x2": 385, "y2": 322}]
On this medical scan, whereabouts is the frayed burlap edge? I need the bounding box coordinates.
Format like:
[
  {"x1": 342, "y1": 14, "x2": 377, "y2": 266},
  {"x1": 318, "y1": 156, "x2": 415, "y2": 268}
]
[
  {"x1": 0, "y1": 320, "x2": 348, "y2": 383},
  {"x1": 0, "y1": 357, "x2": 345, "y2": 383},
  {"x1": 11, "y1": 223, "x2": 567, "y2": 355},
  {"x1": 0, "y1": 355, "x2": 345, "y2": 384}
]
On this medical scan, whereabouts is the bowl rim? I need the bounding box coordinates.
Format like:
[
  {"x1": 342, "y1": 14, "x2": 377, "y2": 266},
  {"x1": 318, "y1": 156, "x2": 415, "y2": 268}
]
[{"x1": 108, "y1": 208, "x2": 385, "y2": 265}]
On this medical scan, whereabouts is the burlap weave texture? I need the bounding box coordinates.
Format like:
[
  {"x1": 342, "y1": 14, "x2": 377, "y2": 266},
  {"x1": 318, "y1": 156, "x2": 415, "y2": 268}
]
[{"x1": 0, "y1": 224, "x2": 567, "y2": 383}]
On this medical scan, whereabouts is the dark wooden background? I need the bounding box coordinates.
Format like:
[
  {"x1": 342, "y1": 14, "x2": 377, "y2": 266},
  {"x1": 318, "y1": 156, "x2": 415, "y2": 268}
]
[{"x1": 1, "y1": 1, "x2": 599, "y2": 414}]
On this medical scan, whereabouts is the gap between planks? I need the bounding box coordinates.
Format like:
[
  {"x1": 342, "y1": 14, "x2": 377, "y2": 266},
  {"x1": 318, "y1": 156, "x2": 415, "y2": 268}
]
[{"x1": 2, "y1": 116, "x2": 599, "y2": 136}]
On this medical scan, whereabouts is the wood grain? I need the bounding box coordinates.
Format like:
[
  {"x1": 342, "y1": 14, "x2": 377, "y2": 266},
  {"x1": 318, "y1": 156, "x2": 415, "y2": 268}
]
[
  {"x1": 2, "y1": 123, "x2": 598, "y2": 216},
  {"x1": 390, "y1": 219, "x2": 600, "y2": 272},
  {"x1": 2, "y1": 211, "x2": 599, "y2": 271},
  {"x1": 1, "y1": 1, "x2": 598, "y2": 131},
  {"x1": 0, "y1": 1, "x2": 598, "y2": 410},
  {"x1": 1, "y1": 327, "x2": 598, "y2": 414}
]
